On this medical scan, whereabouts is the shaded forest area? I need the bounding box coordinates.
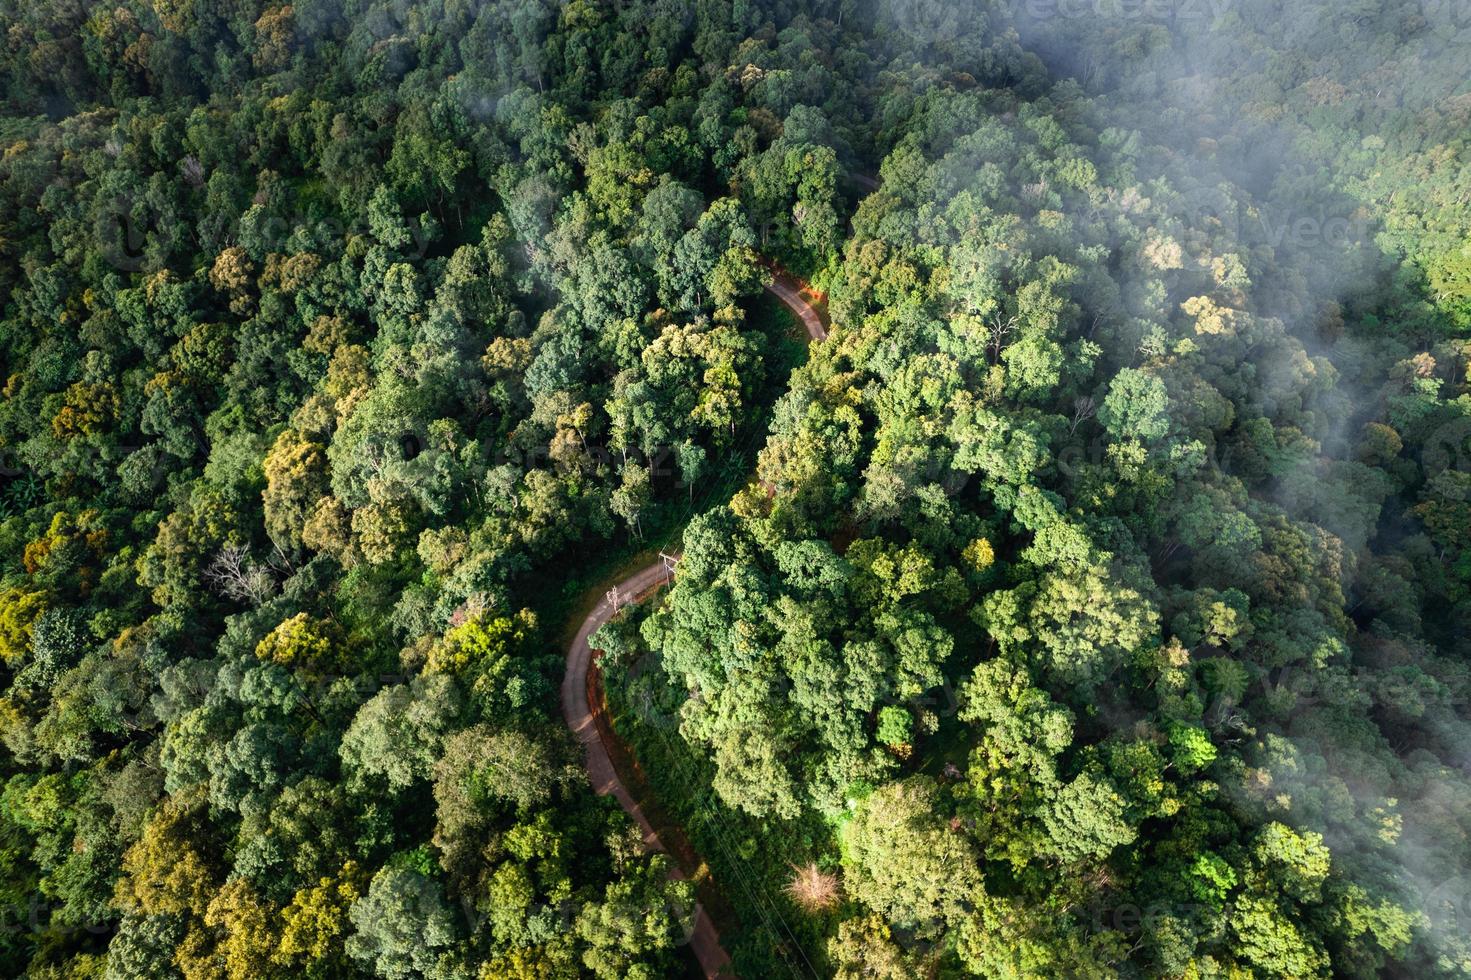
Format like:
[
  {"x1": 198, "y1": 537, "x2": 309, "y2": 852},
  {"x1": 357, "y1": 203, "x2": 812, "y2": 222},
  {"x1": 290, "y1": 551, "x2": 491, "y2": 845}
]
[{"x1": 0, "y1": 0, "x2": 1469, "y2": 977}]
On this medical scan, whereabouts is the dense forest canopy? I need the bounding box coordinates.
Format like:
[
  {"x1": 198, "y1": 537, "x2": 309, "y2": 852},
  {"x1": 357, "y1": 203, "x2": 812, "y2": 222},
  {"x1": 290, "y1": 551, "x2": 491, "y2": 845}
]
[{"x1": 0, "y1": 0, "x2": 1467, "y2": 977}]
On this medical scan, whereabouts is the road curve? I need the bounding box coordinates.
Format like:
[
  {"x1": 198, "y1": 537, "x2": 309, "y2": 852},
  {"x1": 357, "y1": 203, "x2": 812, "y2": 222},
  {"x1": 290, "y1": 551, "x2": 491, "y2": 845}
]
[
  {"x1": 558, "y1": 561, "x2": 736, "y2": 975},
  {"x1": 766, "y1": 271, "x2": 828, "y2": 342},
  {"x1": 561, "y1": 271, "x2": 828, "y2": 979}
]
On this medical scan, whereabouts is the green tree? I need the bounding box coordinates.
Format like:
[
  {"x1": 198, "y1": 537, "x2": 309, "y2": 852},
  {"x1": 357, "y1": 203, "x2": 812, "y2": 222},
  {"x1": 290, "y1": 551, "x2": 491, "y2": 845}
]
[
  {"x1": 573, "y1": 847, "x2": 695, "y2": 980},
  {"x1": 1098, "y1": 368, "x2": 1169, "y2": 443},
  {"x1": 840, "y1": 778, "x2": 981, "y2": 938},
  {"x1": 263, "y1": 429, "x2": 330, "y2": 550},
  {"x1": 340, "y1": 676, "x2": 465, "y2": 792},
  {"x1": 345, "y1": 866, "x2": 461, "y2": 980}
]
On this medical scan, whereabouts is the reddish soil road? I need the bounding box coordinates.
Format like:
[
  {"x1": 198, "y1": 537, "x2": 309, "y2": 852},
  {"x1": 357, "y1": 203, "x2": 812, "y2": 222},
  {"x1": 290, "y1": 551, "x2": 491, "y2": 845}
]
[
  {"x1": 765, "y1": 270, "x2": 829, "y2": 342},
  {"x1": 560, "y1": 273, "x2": 829, "y2": 979},
  {"x1": 558, "y1": 560, "x2": 737, "y2": 974}
]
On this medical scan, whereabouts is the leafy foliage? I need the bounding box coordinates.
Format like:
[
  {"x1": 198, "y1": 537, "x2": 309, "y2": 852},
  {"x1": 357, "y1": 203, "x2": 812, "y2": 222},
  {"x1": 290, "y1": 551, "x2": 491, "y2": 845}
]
[{"x1": 0, "y1": 0, "x2": 1466, "y2": 977}]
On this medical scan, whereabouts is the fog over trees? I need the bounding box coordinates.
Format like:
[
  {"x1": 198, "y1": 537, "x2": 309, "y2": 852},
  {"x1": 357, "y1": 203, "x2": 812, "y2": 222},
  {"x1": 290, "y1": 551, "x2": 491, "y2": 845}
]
[{"x1": 0, "y1": 0, "x2": 1467, "y2": 977}]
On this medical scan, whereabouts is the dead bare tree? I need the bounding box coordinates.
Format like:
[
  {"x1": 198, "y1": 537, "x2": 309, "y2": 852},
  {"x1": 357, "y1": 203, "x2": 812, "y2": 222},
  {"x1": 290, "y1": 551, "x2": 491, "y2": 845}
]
[
  {"x1": 1067, "y1": 395, "x2": 1096, "y2": 436},
  {"x1": 986, "y1": 312, "x2": 1019, "y2": 364},
  {"x1": 204, "y1": 544, "x2": 279, "y2": 605},
  {"x1": 784, "y1": 863, "x2": 841, "y2": 913}
]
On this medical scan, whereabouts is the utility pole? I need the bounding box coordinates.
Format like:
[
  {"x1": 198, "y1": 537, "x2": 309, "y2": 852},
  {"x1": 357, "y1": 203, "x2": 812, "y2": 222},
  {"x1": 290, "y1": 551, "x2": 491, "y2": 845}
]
[{"x1": 658, "y1": 551, "x2": 680, "y2": 586}]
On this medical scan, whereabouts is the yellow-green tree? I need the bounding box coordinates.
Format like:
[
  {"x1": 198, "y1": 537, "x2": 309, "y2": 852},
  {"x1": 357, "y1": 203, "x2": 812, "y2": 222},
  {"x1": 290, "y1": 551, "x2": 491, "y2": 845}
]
[{"x1": 263, "y1": 428, "x2": 330, "y2": 549}]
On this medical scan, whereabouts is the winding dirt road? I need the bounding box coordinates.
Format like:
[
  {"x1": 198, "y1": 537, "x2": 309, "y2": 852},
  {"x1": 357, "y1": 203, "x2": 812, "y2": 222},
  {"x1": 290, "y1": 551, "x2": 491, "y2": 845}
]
[
  {"x1": 558, "y1": 560, "x2": 732, "y2": 973},
  {"x1": 560, "y1": 274, "x2": 828, "y2": 979},
  {"x1": 766, "y1": 269, "x2": 829, "y2": 343}
]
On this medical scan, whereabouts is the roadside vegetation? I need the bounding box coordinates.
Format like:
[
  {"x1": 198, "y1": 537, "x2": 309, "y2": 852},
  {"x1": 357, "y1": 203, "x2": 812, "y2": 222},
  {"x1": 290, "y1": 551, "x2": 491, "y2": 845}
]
[{"x1": 0, "y1": 1, "x2": 1468, "y2": 978}]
